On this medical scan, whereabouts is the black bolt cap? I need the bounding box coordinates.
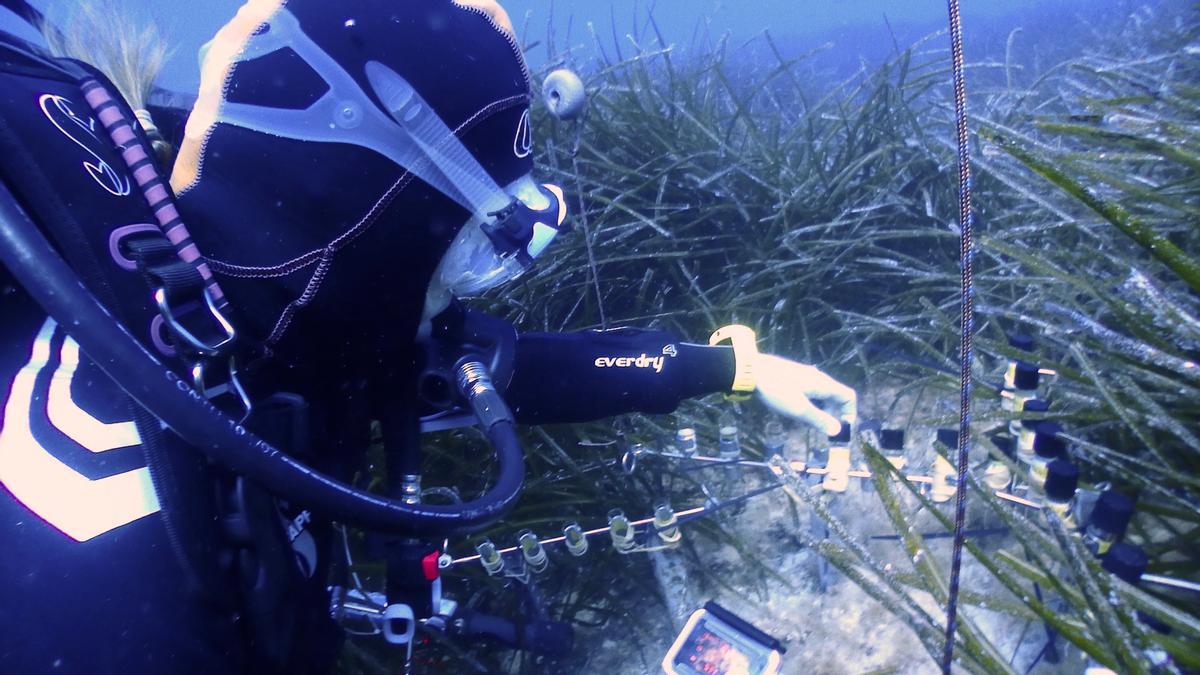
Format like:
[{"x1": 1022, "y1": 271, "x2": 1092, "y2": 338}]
[
  {"x1": 1024, "y1": 399, "x2": 1050, "y2": 413},
  {"x1": 879, "y1": 429, "x2": 904, "y2": 451},
  {"x1": 827, "y1": 421, "x2": 851, "y2": 443},
  {"x1": 1033, "y1": 422, "x2": 1067, "y2": 459},
  {"x1": 1008, "y1": 333, "x2": 1035, "y2": 352},
  {"x1": 1043, "y1": 459, "x2": 1078, "y2": 501},
  {"x1": 991, "y1": 434, "x2": 1016, "y2": 458},
  {"x1": 1020, "y1": 399, "x2": 1050, "y2": 429},
  {"x1": 1013, "y1": 361, "x2": 1040, "y2": 390},
  {"x1": 936, "y1": 428, "x2": 959, "y2": 448},
  {"x1": 1101, "y1": 542, "x2": 1148, "y2": 584},
  {"x1": 1090, "y1": 491, "x2": 1135, "y2": 535}
]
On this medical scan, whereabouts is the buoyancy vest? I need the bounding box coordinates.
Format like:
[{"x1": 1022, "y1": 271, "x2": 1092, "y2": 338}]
[{"x1": 0, "y1": 33, "x2": 338, "y2": 674}]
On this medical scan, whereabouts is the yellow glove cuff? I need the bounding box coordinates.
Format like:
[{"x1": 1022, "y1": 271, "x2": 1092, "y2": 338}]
[{"x1": 709, "y1": 324, "x2": 758, "y2": 401}]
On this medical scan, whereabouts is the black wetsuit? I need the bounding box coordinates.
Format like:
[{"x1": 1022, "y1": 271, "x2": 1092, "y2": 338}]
[
  {"x1": 0, "y1": 278, "x2": 733, "y2": 675},
  {"x1": 0, "y1": 32, "x2": 735, "y2": 675}
]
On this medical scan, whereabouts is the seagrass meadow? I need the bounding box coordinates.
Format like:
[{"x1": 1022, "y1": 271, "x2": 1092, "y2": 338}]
[{"x1": 340, "y1": 4, "x2": 1200, "y2": 673}]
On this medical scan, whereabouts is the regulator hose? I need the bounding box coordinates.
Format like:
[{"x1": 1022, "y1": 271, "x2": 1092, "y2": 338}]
[{"x1": 0, "y1": 180, "x2": 524, "y2": 535}]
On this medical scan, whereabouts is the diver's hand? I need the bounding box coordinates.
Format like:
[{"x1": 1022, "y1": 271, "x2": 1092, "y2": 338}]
[{"x1": 753, "y1": 353, "x2": 857, "y2": 436}]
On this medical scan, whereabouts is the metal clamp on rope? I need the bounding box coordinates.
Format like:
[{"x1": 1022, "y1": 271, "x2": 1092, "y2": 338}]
[{"x1": 153, "y1": 285, "x2": 236, "y2": 357}]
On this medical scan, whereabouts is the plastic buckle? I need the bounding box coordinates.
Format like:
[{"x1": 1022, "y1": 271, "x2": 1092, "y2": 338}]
[
  {"x1": 192, "y1": 356, "x2": 253, "y2": 422},
  {"x1": 154, "y1": 285, "x2": 236, "y2": 357}
]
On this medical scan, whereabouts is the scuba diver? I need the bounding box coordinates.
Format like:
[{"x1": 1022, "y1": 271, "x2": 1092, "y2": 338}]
[{"x1": 0, "y1": 1, "x2": 856, "y2": 672}]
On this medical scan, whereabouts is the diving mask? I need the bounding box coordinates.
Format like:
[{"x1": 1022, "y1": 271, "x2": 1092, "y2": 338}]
[{"x1": 190, "y1": 6, "x2": 570, "y2": 301}]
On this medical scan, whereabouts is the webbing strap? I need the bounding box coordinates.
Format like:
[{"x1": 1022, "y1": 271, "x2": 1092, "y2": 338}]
[
  {"x1": 124, "y1": 237, "x2": 204, "y2": 294},
  {"x1": 74, "y1": 72, "x2": 237, "y2": 360}
]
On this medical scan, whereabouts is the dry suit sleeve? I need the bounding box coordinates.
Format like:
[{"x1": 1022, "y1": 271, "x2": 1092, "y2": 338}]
[{"x1": 503, "y1": 328, "x2": 736, "y2": 424}]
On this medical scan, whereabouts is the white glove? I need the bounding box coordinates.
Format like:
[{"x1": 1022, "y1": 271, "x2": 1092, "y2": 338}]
[{"x1": 753, "y1": 353, "x2": 857, "y2": 436}]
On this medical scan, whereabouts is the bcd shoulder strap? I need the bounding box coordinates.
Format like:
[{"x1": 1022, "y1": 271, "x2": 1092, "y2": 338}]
[{"x1": 0, "y1": 32, "x2": 240, "y2": 610}]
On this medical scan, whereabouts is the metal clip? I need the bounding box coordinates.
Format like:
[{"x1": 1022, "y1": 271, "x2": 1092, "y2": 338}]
[
  {"x1": 154, "y1": 286, "x2": 236, "y2": 357},
  {"x1": 192, "y1": 356, "x2": 253, "y2": 422},
  {"x1": 621, "y1": 445, "x2": 640, "y2": 474}
]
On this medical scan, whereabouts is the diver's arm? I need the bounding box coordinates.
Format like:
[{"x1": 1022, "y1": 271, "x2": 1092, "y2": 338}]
[
  {"x1": 502, "y1": 328, "x2": 857, "y2": 431},
  {"x1": 501, "y1": 329, "x2": 859, "y2": 432},
  {"x1": 503, "y1": 328, "x2": 735, "y2": 424}
]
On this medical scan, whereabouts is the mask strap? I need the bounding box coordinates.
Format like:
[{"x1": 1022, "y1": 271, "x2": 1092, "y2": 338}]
[{"x1": 216, "y1": 9, "x2": 510, "y2": 218}]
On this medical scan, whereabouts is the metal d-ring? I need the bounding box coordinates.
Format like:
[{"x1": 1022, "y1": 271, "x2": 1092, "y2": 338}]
[
  {"x1": 154, "y1": 286, "x2": 236, "y2": 357},
  {"x1": 621, "y1": 444, "x2": 641, "y2": 475},
  {"x1": 192, "y1": 356, "x2": 253, "y2": 422}
]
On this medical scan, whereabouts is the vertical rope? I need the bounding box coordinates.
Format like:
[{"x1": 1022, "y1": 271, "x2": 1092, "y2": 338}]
[{"x1": 942, "y1": 0, "x2": 975, "y2": 672}]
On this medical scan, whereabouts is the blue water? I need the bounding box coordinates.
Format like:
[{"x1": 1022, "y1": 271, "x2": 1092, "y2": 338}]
[{"x1": 4, "y1": 0, "x2": 1129, "y2": 93}]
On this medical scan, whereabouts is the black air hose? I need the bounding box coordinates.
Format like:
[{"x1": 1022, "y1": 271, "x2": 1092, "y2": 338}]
[
  {"x1": 0, "y1": 181, "x2": 523, "y2": 535},
  {"x1": 451, "y1": 609, "x2": 575, "y2": 656}
]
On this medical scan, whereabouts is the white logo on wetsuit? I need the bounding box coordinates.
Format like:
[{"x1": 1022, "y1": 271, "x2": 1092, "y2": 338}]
[
  {"x1": 286, "y1": 509, "x2": 318, "y2": 578},
  {"x1": 0, "y1": 319, "x2": 158, "y2": 542},
  {"x1": 513, "y1": 109, "x2": 532, "y2": 158},
  {"x1": 594, "y1": 349, "x2": 676, "y2": 374},
  {"x1": 38, "y1": 94, "x2": 132, "y2": 197}
]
